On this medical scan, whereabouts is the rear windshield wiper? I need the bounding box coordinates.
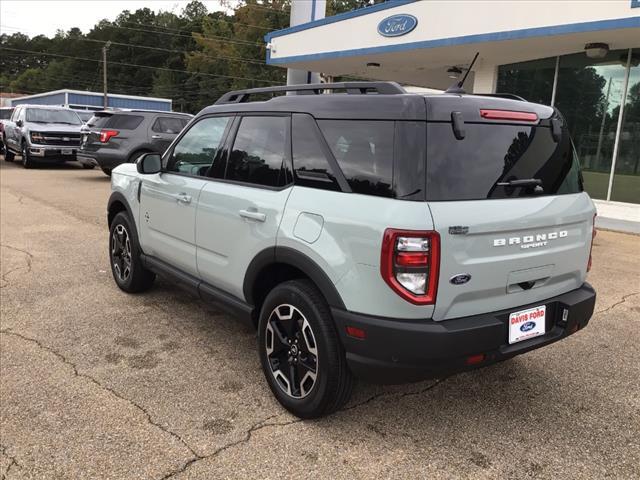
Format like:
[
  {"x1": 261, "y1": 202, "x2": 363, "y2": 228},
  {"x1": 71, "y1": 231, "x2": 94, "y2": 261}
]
[
  {"x1": 497, "y1": 178, "x2": 542, "y2": 188},
  {"x1": 497, "y1": 178, "x2": 544, "y2": 194}
]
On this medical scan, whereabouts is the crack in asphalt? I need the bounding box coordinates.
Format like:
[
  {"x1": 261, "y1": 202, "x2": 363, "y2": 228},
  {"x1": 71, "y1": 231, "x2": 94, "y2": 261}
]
[
  {"x1": 596, "y1": 292, "x2": 639, "y2": 315},
  {"x1": 159, "y1": 379, "x2": 448, "y2": 479},
  {"x1": 0, "y1": 329, "x2": 199, "y2": 464},
  {"x1": 0, "y1": 244, "x2": 33, "y2": 289},
  {"x1": 0, "y1": 444, "x2": 21, "y2": 480}
]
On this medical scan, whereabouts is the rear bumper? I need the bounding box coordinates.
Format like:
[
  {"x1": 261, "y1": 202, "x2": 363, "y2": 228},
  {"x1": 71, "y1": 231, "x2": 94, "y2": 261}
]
[
  {"x1": 332, "y1": 283, "x2": 596, "y2": 384},
  {"x1": 79, "y1": 149, "x2": 126, "y2": 169}
]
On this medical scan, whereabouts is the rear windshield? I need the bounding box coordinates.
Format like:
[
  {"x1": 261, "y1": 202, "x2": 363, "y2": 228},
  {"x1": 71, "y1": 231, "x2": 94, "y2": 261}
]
[
  {"x1": 0, "y1": 109, "x2": 13, "y2": 120},
  {"x1": 86, "y1": 114, "x2": 143, "y2": 130},
  {"x1": 26, "y1": 108, "x2": 82, "y2": 125},
  {"x1": 426, "y1": 123, "x2": 583, "y2": 201}
]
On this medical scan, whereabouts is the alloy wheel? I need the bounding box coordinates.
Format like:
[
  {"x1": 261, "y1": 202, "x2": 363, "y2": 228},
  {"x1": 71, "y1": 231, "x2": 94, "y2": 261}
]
[
  {"x1": 111, "y1": 224, "x2": 132, "y2": 282},
  {"x1": 265, "y1": 304, "x2": 319, "y2": 399}
]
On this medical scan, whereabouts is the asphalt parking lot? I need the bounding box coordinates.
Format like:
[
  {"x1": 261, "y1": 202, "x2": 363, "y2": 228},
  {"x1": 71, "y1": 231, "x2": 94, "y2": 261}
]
[{"x1": 1, "y1": 158, "x2": 639, "y2": 480}]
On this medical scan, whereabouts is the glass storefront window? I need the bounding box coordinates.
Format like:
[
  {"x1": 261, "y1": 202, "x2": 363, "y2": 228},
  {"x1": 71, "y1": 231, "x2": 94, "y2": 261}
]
[
  {"x1": 611, "y1": 49, "x2": 640, "y2": 204},
  {"x1": 496, "y1": 57, "x2": 556, "y2": 105},
  {"x1": 554, "y1": 50, "x2": 629, "y2": 201}
]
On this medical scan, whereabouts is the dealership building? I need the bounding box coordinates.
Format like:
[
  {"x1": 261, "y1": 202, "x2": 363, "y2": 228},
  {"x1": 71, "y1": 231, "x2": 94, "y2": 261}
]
[
  {"x1": 10, "y1": 89, "x2": 172, "y2": 112},
  {"x1": 267, "y1": 0, "x2": 640, "y2": 228}
]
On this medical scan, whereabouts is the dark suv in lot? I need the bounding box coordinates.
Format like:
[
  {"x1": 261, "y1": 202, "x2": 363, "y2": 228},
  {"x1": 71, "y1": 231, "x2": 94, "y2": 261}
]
[{"x1": 79, "y1": 110, "x2": 192, "y2": 176}]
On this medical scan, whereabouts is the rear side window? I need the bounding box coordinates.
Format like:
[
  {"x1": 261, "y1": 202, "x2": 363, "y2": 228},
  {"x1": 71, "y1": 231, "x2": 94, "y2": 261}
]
[
  {"x1": 292, "y1": 114, "x2": 341, "y2": 191},
  {"x1": 152, "y1": 116, "x2": 189, "y2": 134},
  {"x1": 226, "y1": 116, "x2": 288, "y2": 188},
  {"x1": 107, "y1": 115, "x2": 144, "y2": 130},
  {"x1": 318, "y1": 120, "x2": 393, "y2": 197},
  {"x1": 426, "y1": 123, "x2": 583, "y2": 201},
  {"x1": 0, "y1": 109, "x2": 13, "y2": 120}
]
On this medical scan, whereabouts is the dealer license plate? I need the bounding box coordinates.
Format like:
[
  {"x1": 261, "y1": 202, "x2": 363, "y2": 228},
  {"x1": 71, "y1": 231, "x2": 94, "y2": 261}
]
[{"x1": 508, "y1": 305, "x2": 546, "y2": 344}]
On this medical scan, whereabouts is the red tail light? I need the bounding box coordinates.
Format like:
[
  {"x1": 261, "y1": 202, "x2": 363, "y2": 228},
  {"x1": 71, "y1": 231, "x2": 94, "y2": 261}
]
[
  {"x1": 381, "y1": 229, "x2": 440, "y2": 305},
  {"x1": 587, "y1": 213, "x2": 597, "y2": 272},
  {"x1": 99, "y1": 129, "x2": 119, "y2": 143},
  {"x1": 480, "y1": 109, "x2": 538, "y2": 122}
]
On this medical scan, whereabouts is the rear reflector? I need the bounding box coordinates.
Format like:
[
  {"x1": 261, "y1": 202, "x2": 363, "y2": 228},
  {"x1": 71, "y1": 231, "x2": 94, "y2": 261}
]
[
  {"x1": 465, "y1": 354, "x2": 485, "y2": 365},
  {"x1": 480, "y1": 109, "x2": 538, "y2": 122},
  {"x1": 346, "y1": 326, "x2": 366, "y2": 339}
]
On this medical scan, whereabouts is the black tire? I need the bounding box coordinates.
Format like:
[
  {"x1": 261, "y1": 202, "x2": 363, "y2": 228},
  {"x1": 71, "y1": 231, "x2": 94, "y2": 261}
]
[
  {"x1": 101, "y1": 168, "x2": 112, "y2": 177},
  {"x1": 109, "y1": 211, "x2": 155, "y2": 293},
  {"x1": 21, "y1": 142, "x2": 34, "y2": 169},
  {"x1": 4, "y1": 147, "x2": 14, "y2": 162},
  {"x1": 258, "y1": 280, "x2": 354, "y2": 419}
]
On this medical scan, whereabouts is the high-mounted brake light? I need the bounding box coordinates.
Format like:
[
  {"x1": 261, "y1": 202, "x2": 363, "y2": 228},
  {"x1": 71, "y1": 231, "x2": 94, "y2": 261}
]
[
  {"x1": 381, "y1": 229, "x2": 440, "y2": 305},
  {"x1": 587, "y1": 213, "x2": 597, "y2": 272},
  {"x1": 480, "y1": 109, "x2": 538, "y2": 122},
  {"x1": 99, "y1": 129, "x2": 119, "y2": 143}
]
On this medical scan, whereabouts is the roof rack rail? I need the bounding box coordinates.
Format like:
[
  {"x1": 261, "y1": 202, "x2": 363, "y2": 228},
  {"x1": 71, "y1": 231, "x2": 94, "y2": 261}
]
[
  {"x1": 215, "y1": 81, "x2": 406, "y2": 104},
  {"x1": 473, "y1": 93, "x2": 527, "y2": 101}
]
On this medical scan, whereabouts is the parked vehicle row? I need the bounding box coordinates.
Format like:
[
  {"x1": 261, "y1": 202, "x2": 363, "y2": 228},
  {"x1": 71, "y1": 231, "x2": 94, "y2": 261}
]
[
  {"x1": 107, "y1": 82, "x2": 597, "y2": 418},
  {"x1": 1, "y1": 105, "x2": 192, "y2": 171}
]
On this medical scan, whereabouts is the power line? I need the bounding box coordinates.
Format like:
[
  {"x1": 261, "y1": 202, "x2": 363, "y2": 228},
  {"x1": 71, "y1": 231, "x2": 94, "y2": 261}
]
[
  {"x1": 110, "y1": 24, "x2": 265, "y2": 47},
  {"x1": 120, "y1": 17, "x2": 274, "y2": 32},
  {"x1": 0, "y1": 47, "x2": 279, "y2": 84},
  {"x1": 0, "y1": 25, "x2": 268, "y2": 64}
]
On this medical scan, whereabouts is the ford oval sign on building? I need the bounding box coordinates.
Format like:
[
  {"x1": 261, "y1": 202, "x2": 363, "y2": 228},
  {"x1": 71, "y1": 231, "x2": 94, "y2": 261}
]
[{"x1": 377, "y1": 14, "x2": 418, "y2": 37}]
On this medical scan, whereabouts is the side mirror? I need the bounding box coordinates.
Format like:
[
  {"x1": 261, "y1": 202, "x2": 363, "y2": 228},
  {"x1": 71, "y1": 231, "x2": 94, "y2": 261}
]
[
  {"x1": 16, "y1": 120, "x2": 23, "y2": 128},
  {"x1": 136, "y1": 153, "x2": 162, "y2": 174}
]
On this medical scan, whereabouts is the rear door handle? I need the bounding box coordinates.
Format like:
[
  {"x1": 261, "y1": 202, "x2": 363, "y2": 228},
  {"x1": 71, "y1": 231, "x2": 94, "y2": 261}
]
[
  {"x1": 239, "y1": 209, "x2": 266, "y2": 222},
  {"x1": 151, "y1": 135, "x2": 163, "y2": 139},
  {"x1": 176, "y1": 193, "x2": 192, "y2": 205}
]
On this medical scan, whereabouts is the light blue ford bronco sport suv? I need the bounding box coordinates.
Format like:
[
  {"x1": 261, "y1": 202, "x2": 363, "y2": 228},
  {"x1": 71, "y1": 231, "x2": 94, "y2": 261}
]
[{"x1": 107, "y1": 82, "x2": 597, "y2": 418}]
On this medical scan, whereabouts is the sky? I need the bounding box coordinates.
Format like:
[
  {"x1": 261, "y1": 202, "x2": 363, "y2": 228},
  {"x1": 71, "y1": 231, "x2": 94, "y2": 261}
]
[{"x1": 0, "y1": 0, "x2": 228, "y2": 38}]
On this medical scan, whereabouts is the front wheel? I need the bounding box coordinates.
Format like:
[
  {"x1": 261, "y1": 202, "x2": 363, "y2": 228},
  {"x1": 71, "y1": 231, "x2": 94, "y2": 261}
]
[
  {"x1": 21, "y1": 142, "x2": 34, "y2": 169},
  {"x1": 109, "y1": 212, "x2": 155, "y2": 293},
  {"x1": 258, "y1": 280, "x2": 354, "y2": 418}
]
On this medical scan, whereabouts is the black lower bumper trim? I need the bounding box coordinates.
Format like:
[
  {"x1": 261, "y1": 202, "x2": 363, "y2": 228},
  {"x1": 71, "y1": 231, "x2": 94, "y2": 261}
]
[{"x1": 332, "y1": 283, "x2": 596, "y2": 384}]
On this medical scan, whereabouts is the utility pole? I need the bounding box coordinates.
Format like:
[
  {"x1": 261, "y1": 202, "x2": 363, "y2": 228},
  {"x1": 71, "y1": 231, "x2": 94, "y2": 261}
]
[{"x1": 102, "y1": 41, "x2": 111, "y2": 109}]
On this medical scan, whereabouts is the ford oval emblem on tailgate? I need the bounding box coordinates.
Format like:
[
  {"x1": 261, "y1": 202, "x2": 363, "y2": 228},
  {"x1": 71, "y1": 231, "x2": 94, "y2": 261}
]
[
  {"x1": 377, "y1": 14, "x2": 418, "y2": 37},
  {"x1": 450, "y1": 273, "x2": 471, "y2": 285}
]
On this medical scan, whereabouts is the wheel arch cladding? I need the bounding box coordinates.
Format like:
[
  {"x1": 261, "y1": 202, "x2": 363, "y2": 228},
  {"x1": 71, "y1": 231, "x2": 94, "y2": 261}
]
[
  {"x1": 107, "y1": 191, "x2": 133, "y2": 228},
  {"x1": 244, "y1": 247, "x2": 346, "y2": 316}
]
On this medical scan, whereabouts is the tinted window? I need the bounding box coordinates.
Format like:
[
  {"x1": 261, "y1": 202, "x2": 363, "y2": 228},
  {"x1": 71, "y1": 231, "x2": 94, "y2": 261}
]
[
  {"x1": 167, "y1": 116, "x2": 231, "y2": 176},
  {"x1": 292, "y1": 114, "x2": 340, "y2": 191},
  {"x1": 87, "y1": 114, "x2": 112, "y2": 128},
  {"x1": 394, "y1": 121, "x2": 426, "y2": 200},
  {"x1": 26, "y1": 108, "x2": 81, "y2": 125},
  {"x1": 107, "y1": 115, "x2": 144, "y2": 130},
  {"x1": 318, "y1": 120, "x2": 394, "y2": 197},
  {"x1": 0, "y1": 109, "x2": 13, "y2": 120},
  {"x1": 226, "y1": 116, "x2": 288, "y2": 187},
  {"x1": 152, "y1": 116, "x2": 189, "y2": 134},
  {"x1": 426, "y1": 123, "x2": 583, "y2": 201}
]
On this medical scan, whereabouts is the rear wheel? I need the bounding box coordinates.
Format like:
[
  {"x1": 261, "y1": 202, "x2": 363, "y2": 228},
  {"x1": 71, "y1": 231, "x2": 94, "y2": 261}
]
[
  {"x1": 109, "y1": 211, "x2": 155, "y2": 293},
  {"x1": 21, "y1": 142, "x2": 35, "y2": 169},
  {"x1": 258, "y1": 280, "x2": 353, "y2": 418},
  {"x1": 4, "y1": 144, "x2": 14, "y2": 162}
]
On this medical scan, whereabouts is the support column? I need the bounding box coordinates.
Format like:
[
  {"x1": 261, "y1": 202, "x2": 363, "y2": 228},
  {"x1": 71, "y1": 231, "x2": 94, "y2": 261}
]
[
  {"x1": 472, "y1": 62, "x2": 498, "y2": 94},
  {"x1": 286, "y1": 0, "x2": 326, "y2": 85}
]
